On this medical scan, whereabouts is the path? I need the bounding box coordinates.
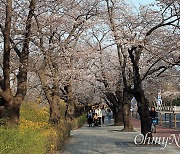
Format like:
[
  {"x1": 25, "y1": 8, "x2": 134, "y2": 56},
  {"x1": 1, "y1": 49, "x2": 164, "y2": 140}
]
[
  {"x1": 132, "y1": 117, "x2": 180, "y2": 148},
  {"x1": 61, "y1": 118, "x2": 180, "y2": 154}
]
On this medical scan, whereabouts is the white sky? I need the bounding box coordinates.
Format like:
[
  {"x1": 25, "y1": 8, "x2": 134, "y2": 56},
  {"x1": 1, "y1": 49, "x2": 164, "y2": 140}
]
[{"x1": 128, "y1": 0, "x2": 156, "y2": 7}]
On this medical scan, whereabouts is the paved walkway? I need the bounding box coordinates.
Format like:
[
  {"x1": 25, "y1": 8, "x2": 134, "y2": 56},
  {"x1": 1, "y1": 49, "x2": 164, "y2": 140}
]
[
  {"x1": 61, "y1": 118, "x2": 180, "y2": 154},
  {"x1": 132, "y1": 117, "x2": 180, "y2": 147}
]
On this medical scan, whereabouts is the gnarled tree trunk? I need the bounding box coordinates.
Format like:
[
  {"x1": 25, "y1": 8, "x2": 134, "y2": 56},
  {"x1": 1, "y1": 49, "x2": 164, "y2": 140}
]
[
  {"x1": 114, "y1": 108, "x2": 123, "y2": 126},
  {"x1": 134, "y1": 88, "x2": 151, "y2": 136},
  {"x1": 2, "y1": 99, "x2": 20, "y2": 125},
  {"x1": 122, "y1": 90, "x2": 133, "y2": 131},
  {"x1": 104, "y1": 91, "x2": 124, "y2": 126},
  {"x1": 38, "y1": 67, "x2": 61, "y2": 125},
  {"x1": 128, "y1": 45, "x2": 152, "y2": 138},
  {"x1": 0, "y1": 0, "x2": 35, "y2": 126},
  {"x1": 66, "y1": 82, "x2": 75, "y2": 120},
  {"x1": 49, "y1": 93, "x2": 61, "y2": 125}
]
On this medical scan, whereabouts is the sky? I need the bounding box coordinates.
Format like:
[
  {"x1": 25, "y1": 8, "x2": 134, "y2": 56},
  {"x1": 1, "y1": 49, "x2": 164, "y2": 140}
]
[{"x1": 128, "y1": 0, "x2": 156, "y2": 7}]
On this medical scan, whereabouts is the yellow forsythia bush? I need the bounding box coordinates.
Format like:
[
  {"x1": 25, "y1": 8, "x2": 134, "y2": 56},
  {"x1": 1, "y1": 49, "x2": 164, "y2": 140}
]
[{"x1": 0, "y1": 101, "x2": 87, "y2": 154}]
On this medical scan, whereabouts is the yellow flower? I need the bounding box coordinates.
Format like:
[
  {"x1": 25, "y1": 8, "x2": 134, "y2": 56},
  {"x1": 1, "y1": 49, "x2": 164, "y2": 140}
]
[
  {"x1": 50, "y1": 144, "x2": 55, "y2": 148},
  {"x1": 19, "y1": 118, "x2": 49, "y2": 132},
  {"x1": 41, "y1": 128, "x2": 57, "y2": 137}
]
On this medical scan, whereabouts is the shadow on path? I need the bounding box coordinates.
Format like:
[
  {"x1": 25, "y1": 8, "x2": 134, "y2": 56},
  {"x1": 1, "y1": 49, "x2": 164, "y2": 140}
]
[{"x1": 61, "y1": 118, "x2": 180, "y2": 154}]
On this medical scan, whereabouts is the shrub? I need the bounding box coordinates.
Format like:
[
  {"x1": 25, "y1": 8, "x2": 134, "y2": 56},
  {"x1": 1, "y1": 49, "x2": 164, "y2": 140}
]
[
  {"x1": 0, "y1": 122, "x2": 47, "y2": 154},
  {"x1": 0, "y1": 101, "x2": 87, "y2": 153},
  {"x1": 71, "y1": 114, "x2": 87, "y2": 129},
  {"x1": 0, "y1": 102, "x2": 51, "y2": 154}
]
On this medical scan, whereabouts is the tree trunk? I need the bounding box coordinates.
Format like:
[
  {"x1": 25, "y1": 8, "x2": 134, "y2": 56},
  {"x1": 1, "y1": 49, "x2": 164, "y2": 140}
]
[
  {"x1": 67, "y1": 83, "x2": 75, "y2": 120},
  {"x1": 114, "y1": 109, "x2": 123, "y2": 126},
  {"x1": 104, "y1": 91, "x2": 124, "y2": 125},
  {"x1": 134, "y1": 89, "x2": 152, "y2": 138},
  {"x1": 112, "y1": 104, "x2": 116, "y2": 120},
  {"x1": 38, "y1": 70, "x2": 61, "y2": 125},
  {"x1": 122, "y1": 103, "x2": 133, "y2": 131},
  {"x1": 49, "y1": 94, "x2": 61, "y2": 125},
  {"x1": 0, "y1": 0, "x2": 35, "y2": 126},
  {"x1": 0, "y1": 97, "x2": 20, "y2": 126},
  {"x1": 128, "y1": 45, "x2": 152, "y2": 140},
  {"x1": 122, "y1": 90, "x2": 133, "y2": 131},
  {"x1": 4, "y1": 105, "x2": 20, "y2": 126}
]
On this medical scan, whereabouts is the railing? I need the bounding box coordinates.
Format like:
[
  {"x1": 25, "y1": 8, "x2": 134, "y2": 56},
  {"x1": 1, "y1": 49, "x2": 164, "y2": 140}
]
[
  {"x1": 158, "y1": 112, "x2": 177, "y2": 128},
  {"x1": 132, "y1": 110, "x2": 179, "y2": 129},
  {"x1": 156, "y1": 105, "x2": 175, "y2": 112}
]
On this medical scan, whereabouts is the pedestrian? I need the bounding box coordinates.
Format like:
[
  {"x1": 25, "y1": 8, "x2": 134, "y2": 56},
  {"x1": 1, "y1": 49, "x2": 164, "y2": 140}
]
[
  {"x1": 107, "y1": 109, "x2": 112, "y2": 124},
  {"x1": 149, "y1": 106, "x2": 158, "y2": 133},
  {"x1": 93, "y1": 113, "x2": 99, "y2": 126},
  {"x1": 101, "y1": 107, "x2": 106, "y2": 124},
  {"x1": 149, "y1": 106, "x2": 158, "y2": 124},
  {"x1": 97, "y1": 107, "x2": 102, "y2": 125},
  {"x1": 149, "y1": 106, "x2": 157, "y2": 119},
  {"x1": 87, "y1": 109, "x2": 93, "y2": 127}
]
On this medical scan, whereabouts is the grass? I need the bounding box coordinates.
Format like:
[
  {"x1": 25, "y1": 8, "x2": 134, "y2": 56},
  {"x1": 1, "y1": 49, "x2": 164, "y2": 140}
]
[
  {"x1": 0, "y1": 102, "x2": 49, "y2": 154},
  {"x1": 0, "y1": 101, "x2": 87, "y2": 154},
  {"x1": 0, "y1": 127, "x2": 47, "y2": 154}
]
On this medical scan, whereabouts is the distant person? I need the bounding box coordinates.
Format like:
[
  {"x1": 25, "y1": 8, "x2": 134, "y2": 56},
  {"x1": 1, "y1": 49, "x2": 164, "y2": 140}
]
[
  {"x1": 87, "y1": 109, "x2": 93, "y2": 127},
  {"x1": 149, "y1": 106, "x2": 158, "y2": 133},
  {"x1": 97, "y1": 107, "x2": 102, "y2": 125},
  {"x1": 95, "y1": 107, "x2": 98, "y2": 115},
  {"x1": 101, "y1": 107, "x2": 106, "y2": 124},
  {"x1": 107, "y1": 109, "x2": 112, "y2": 124},
  {"x1": 93, "y1": 113, "x2": 99, "y2": 126},
  {"x1": 95, "y1": 106, "x2": 99, "y2": 121},
  {"x1": 149, "y1": 106, "x2": 158, "y2": 125},
  {"x1": 149, "y1": 106, "x2": 157, "y2": 119},
  {"x1": 92, "y1": 108, "x2": 95, "y2": 123}
]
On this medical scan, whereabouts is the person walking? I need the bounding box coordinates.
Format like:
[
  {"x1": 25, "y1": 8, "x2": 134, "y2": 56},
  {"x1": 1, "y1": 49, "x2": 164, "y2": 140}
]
[
  {"x1": 87, "y1": 109, "x2": 93, "y2": 127},
  {"x1": 92, "y1": 108, "x2": 95, "y2": 124},
  {"x1": 149, "y1": 106, "x2": 158, "y2": 119},
  {"x1": 97, "y1": 107, "x2": 102, "y2": 125},
  {"x1": 101, "y1": 107, "x2": 106, "y2": 124},
  {"x1": 107, "y1": 109, "x2": 112, "y2": 124},
  {"x1": 149, "y1": 106, "x2": 158, "y2": 132},
  {"x1": 93, "y1": 113, "x2": 99, "y2": 126}
]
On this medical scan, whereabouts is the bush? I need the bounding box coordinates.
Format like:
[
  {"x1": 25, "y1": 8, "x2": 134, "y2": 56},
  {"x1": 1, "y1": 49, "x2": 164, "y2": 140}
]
[
  {"x1": 0, "y1": 127, "x2": 48, "y2": 154},
  {"x1": 0, "y1": 102, "x2": 55, "y2": 154},
  {"x1": 0, "y1": 102, "x2": 49, "y2": 154},
  {"x1": 71, "y1": 114, "x2": 87, "y2": 129},
  {"x1": 0, "y1": 101, "x2": 87, "y2": 153}
]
